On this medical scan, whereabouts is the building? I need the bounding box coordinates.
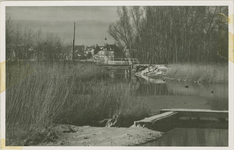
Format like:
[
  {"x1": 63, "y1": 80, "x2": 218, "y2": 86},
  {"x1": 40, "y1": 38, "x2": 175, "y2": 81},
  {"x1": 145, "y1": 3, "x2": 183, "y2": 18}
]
[
  {"x1": 105, "y1": 44, "x2": 125, "y2": 58},
  {"x1": 93, "y1": 44, "x2": 126, "y2": 64},
  {"x1": 73, "y1": 45, "x2": 86, "y2": 59},
  {"x1": 95, "y1": 44, "x2": 124, "y2": 58},
  {"x1": 85, "y1": 46, "x2": 95, "y2": 58}
]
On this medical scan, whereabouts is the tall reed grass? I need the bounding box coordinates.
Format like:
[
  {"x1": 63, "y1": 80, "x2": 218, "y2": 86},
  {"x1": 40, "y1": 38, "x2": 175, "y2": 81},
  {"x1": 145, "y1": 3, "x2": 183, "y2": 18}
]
[
  {"x1": 6, "y1": 61, "x2": 149, "y2": 146},
  {"x1": 165, "y1": 63, "x2": 228, "y2": 84}
]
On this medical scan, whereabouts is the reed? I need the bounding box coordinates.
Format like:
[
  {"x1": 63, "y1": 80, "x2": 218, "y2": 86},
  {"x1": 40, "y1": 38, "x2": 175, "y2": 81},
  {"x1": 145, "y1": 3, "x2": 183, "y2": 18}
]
[
  {"x1": 165, "y1": 63, "x2": 228, "y2": 84},
  {"x1": 6, "y1": 60, "x2": 149, "y2": 146}
]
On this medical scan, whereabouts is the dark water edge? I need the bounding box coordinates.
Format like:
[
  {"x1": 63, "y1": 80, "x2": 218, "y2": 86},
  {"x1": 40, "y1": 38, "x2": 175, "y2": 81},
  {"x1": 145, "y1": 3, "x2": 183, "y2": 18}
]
[{"x1": 140, "y1": 128, "x2": 228, "y2": 146}]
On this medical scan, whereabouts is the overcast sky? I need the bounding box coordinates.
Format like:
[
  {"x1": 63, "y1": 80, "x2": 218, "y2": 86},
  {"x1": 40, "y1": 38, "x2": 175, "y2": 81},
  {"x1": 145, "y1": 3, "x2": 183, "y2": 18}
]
[{"x1": 6, "y1": 6, "x2": 118, "y2": 46}]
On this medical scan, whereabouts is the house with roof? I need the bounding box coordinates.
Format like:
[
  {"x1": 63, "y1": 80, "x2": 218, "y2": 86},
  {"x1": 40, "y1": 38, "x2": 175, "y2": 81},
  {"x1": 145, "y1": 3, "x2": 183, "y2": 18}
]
[
  {"x1": 93, "y1": 44, "x2": 126, "y2": 64},
  {"x1": 85, "y1": 46, "x2": 95, "y2": 58},
  {"x1": 94, "y1": 44, "x2": 124, "y2": 59},
  {"x1": 73, "y1": 45, "x2": 86, "y2": 59}
]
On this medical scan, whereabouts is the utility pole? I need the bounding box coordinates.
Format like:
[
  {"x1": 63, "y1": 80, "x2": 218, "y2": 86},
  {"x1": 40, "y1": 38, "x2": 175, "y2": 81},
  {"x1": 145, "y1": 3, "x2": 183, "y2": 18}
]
[{"x1": 72, "y1": 22, "x2": 76, "y2": 61}]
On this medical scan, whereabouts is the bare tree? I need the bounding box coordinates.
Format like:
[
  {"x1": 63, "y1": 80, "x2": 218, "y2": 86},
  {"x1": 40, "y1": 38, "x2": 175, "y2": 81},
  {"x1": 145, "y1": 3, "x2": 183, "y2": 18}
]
[
  {"x1": 6, "y1": 16, "x2": 68, "y2": 60},
  {"x1": 109, "y1": 6, "x2": 228, "y2": 64},
  {"x1": 108, "y1": 6, "x2": 134, "y2": 48}
]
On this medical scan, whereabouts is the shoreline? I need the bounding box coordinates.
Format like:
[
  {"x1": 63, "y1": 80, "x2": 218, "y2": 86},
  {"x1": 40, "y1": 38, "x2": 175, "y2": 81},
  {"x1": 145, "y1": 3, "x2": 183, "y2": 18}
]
[
  {"x1": 36, "y1": 125, "x2": 163, "y2": 146},
  {"x1": 135, "y1": 63, "x2": 228, "y2": 84}
]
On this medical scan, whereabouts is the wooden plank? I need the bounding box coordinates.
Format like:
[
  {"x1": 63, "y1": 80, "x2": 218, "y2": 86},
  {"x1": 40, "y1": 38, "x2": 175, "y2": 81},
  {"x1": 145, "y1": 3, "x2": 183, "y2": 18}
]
[
  {"x1": 160, "y1": 109, "x2": 228, "y2": 119},
  {"x1": 132, "y1": 109, "x2": 228, "y2": 130},
  {"x1": 135, "y1": 112, "x2": 178, "y2": 123},
  {"x1": 160, "y1": 108, "x2": 228, "y2": 113}
]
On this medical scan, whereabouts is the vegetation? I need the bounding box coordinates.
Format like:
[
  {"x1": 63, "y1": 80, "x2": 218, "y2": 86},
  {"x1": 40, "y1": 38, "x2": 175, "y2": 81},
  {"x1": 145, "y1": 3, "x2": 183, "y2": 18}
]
[
  {"x1": 6, "y1": 61, "x2": 149, "y2": 146},
  {"x1": 6, "y1": 17, "x2": 70, "y2": 60},
  {"x1": 165, "y1": 63, "x2": 228, "y2": 83},
  {"x1": 109, "y1": 6, "x2": 228, "y2": 64}
]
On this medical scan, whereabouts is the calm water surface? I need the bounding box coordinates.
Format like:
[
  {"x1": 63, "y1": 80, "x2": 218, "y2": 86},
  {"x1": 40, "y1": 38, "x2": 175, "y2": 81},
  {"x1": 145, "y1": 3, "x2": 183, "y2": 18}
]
[
  {"x1": 142, "y1": 128, "x2": 228, "y2": 146},
  {"x1": 110, "y1": 72, "x2": 228, "y2": 146}
]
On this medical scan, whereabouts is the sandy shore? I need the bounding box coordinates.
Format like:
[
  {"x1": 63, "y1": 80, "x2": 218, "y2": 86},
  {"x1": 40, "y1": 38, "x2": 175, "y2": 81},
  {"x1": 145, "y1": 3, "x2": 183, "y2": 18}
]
[{"x1": 38, "y1": 124, "x2": 163, "y2": 146}]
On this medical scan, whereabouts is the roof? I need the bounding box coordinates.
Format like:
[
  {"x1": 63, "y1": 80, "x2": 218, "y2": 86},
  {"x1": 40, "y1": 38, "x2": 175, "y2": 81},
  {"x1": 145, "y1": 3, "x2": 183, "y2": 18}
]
[{"x1": 104, "y1": 44, "x2": 120, "y2": 51}]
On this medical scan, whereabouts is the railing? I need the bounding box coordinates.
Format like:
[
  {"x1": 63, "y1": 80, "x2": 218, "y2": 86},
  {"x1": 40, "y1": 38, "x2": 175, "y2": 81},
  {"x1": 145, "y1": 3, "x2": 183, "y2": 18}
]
[
  {"x1": 106, "y1": 58, "x2": 140, "y2": 65},
  {"x1": 95, "y1": 57, "x2": 140, "y2": 65}
]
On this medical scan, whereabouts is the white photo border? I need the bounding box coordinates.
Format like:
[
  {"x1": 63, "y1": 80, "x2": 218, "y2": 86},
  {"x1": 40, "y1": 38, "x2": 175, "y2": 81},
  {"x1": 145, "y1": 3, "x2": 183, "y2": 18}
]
[{"x1": 0, "y1": 1, "x2": 233, "y2": 150}]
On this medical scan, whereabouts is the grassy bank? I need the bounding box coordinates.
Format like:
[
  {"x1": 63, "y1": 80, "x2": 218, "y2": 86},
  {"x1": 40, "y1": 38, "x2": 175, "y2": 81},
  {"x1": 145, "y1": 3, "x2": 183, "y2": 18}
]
[
  {"x1": 6, "y1": 61, "x2": 149, "y2": 146},
  {"x1": 165, "y1": 63, "x2": 228, "y2": 84}
]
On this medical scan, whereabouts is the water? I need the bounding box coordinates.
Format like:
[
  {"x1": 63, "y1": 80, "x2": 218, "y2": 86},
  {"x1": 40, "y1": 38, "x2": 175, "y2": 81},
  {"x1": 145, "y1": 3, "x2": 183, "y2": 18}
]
[
  {"x1": 110, "y1": 71, "x2": 228, "y2": 146},
  {"x1": 136, "y1": 79, "x2": 228, "y2": 114},
  {"x1": 113, "y1": 73, "x2": 228, "y2": 114},
  {"x1": 142, "y1": 128, "x2": 228, "y2": 146}
]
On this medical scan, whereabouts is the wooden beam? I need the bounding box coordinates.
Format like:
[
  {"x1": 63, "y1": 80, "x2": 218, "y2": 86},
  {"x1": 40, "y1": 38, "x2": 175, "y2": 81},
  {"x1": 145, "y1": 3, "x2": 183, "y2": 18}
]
[
  {"x1": 160, "y1": 109, "x2": 228, "y2": 120},
  {"x1": 139, "y1": 112, "x2": 178, "y2": 123},
  {"x1": 132, "y1": 109, "x2": 228, "y2": 131},
  {"x1": 160, "y1": 109, "x2": 228, "y2": 113},
  {"x1": 133, "y1": 112, "x2": 178, "y2": 127}
]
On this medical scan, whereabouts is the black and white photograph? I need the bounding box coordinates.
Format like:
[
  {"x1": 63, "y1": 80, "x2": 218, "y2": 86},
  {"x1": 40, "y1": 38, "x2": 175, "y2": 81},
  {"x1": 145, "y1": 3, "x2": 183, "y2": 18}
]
[{"x1": 0, "y1": 1, "x2": 233, "y2": 148}]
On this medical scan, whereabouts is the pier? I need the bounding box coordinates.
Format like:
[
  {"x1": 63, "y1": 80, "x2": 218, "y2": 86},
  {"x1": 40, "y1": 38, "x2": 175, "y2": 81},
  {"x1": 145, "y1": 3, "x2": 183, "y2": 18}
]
[
  {"x1": 133, "y1": 109, "x2": 228, "y2": 132},
  {"x1": 98, "y1": 58, "x2": 167, "y2": 77}
]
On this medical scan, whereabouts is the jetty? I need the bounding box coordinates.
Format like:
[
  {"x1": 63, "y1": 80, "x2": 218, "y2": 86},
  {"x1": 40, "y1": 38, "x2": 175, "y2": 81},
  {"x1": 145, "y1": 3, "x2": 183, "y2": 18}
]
[
  {"x1": 98, "y1": 58, "x2": 138, "y2": 70},
  {"x1": 133, "y1": 109, "x2": 228, "y2": 132},
  {"x1": 97, "y1": 58, "x2": 167, "y2": 77}
]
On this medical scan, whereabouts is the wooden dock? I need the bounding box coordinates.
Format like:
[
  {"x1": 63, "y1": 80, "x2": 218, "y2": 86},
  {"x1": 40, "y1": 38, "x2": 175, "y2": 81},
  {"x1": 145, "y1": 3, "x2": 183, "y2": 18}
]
[
  {"x1": 160, "y1": 109, "x2": 228, "y2": 120},
  {"x1": 98, "y1": 58, "x2": 166, "y2": 76},
  {"x1": 133, "y1": 111, "x2": 178, "y2": 127},
  {"x1": 133, "y1": 109, "x2": 228, "y2": 132}
]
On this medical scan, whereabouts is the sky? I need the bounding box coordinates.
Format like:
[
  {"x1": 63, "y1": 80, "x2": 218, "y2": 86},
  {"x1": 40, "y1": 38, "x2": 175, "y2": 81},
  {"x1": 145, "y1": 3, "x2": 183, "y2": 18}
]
[{"x1": 6, "y1": 6, "x2": 119, "y2": 46}]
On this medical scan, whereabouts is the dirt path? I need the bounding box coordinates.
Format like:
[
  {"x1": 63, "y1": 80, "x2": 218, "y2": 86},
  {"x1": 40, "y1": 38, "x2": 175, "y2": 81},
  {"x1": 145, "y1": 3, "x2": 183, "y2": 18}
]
[{"x1": 38, "y1": 125, "x2": 163, "y2": 146}]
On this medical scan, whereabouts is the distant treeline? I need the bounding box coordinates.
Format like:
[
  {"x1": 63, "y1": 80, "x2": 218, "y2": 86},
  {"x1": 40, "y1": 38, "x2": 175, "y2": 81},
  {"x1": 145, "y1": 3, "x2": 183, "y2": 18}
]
[
  {"x1": 109, "y1": 6, "x2": 228, "y2": 64},
  {"x1": 6, "y1": 17, "x2": 71, "y2": 60}
]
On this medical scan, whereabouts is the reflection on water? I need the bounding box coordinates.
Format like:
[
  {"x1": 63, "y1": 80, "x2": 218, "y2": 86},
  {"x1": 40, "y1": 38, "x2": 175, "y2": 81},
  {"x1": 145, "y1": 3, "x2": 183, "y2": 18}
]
[
  {"x1": 142, "y1": 128, "x2": 228, "y2": 146},
  {"x1": 109, "y1": 72, "x2": 228, "y2": 112},
  {"x1": 135, "y1": 82, "x2": 169, "y2": 96},
  {"x1": 132, "y1": 77, "x2": 228, "y2": 112},
  {"x1": 109, "y1": 72, "x2": 228, "y2": 146}
]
